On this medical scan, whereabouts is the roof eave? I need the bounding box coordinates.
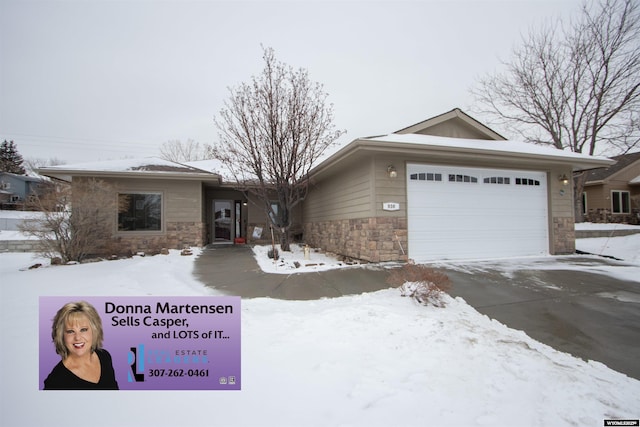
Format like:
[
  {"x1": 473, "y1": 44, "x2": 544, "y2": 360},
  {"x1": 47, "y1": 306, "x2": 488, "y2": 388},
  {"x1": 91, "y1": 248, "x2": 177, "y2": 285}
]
[
  {"x1": 37, "y1": 169, "x2": 222, "y2": 184},
  {"x1": 362, "y1": 139, "x2": 614, "y2": 167},
  {"x1": 310, "y1": 138, "x2": 615, "y2": 178}
]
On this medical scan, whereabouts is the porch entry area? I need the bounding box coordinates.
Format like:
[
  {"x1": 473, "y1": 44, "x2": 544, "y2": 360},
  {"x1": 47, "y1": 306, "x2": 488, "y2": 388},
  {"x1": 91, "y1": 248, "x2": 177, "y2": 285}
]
[{"x1": 212, "y1": 199, "x2": 242, "y2": 243}]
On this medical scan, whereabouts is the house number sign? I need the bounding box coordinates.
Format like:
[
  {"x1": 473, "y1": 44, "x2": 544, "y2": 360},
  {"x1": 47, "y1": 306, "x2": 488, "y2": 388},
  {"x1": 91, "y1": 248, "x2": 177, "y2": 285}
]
[{"x1": 382, "y1": 202, "x2": 400, "y2": 211}]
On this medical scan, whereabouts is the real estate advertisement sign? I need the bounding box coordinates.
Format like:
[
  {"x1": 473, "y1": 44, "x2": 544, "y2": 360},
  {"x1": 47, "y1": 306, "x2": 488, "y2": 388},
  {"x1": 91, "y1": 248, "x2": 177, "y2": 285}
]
[{"x1": 39, "y1": 296, "x2": 241, "y2": 391}]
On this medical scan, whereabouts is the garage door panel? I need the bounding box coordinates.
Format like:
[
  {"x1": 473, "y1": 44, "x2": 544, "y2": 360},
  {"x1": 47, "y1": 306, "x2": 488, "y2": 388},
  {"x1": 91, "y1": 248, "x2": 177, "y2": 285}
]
[{"x1": 407, "y1": 164, "x2": 549, "y2": 261}]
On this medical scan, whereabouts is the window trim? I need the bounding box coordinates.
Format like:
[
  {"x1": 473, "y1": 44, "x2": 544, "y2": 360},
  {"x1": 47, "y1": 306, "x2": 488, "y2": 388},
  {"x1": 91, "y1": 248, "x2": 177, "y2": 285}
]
[
  {"x1": 409, "y1": 172, "x2": 443, "y2": 182},
  {"x1": 483, "y1": 176, "x2": 511, "y2": 185},
  {"x1": 515, "y1": 178, "x2": 541, "y2": 186},
  {"x1": 448, "y1": 173, "x2": 478, "y2": 183},
  {"x1": 611, "y1": 190, "x2": 631, "y2": 214},
  {"x1": 117, "y1": 191, "x2": 164, "y2": 234}
]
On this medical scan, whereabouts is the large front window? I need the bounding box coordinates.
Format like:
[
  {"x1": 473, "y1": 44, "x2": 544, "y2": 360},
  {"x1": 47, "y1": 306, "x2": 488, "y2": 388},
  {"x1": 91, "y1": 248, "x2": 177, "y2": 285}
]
[{"x1": 118, "y1": 193, "x2": 162, "y2": 231}]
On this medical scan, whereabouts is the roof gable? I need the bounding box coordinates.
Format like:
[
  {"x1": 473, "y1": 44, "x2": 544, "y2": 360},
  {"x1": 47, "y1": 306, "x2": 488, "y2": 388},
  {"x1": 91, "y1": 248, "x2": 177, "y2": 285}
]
[
  {"x1": 394, "y1": 108, "x2": 506, "y2": 141},
  {"x1": 585, "y1": 151, "x2": 640, "y2": 183}
]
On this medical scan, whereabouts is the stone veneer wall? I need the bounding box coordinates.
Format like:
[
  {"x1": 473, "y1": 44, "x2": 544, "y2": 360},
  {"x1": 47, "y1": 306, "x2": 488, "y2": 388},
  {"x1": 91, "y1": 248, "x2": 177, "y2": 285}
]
[
  {"x1": 585, "y1": 208, "x2": 640, "y2": 225},
  {"x1": 552, "y1": 217, "x2": 575, "y2": 254},
  {"x1": 0, "y1": 223, "x2": 206, "y2": 256},
  {"x1": 304, "y1": 217, "x2": 408, "y2": 262},
  {"x1": 112, "y1": 221, "x2": 204, "y2": 255}
]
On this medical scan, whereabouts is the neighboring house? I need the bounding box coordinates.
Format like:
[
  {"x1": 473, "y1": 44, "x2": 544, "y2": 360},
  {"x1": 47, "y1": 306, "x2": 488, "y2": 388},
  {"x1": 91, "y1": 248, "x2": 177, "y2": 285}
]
[
  {"x1": 0, "y1": 172, "x2": 48, "y2": 209},
  {"x1": 582, "y1": 151, "x2": 640, "y2": 224},
  {"x1": 39, "y1": 108, "x2": 613, "y2": 262}
]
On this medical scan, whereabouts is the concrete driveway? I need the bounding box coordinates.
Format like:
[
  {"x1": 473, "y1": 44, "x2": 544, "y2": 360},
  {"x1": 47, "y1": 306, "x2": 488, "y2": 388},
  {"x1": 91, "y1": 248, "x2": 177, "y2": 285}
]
[
  {"x1": 440, "y1": 257, "x2": 640, "y2": 380},
  {"x1": 193, "y1": 245, "x2": 394, "y2": 300},
  {"x1": 194, "y1": 246, "x2": 640, "y2": 380}
]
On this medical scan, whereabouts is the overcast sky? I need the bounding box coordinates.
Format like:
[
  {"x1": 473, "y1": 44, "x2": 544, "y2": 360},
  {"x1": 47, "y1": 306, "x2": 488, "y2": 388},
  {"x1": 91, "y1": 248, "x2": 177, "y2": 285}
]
[{"x1": 1, "y1": 0, "x2": 583, "y2": 166}]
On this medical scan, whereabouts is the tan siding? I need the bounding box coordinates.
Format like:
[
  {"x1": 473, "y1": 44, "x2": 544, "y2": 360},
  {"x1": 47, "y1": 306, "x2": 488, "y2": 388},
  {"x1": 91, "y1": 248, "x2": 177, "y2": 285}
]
[
  {"x1": 304, "y1": 158, "x2": 373, "y2": 222},
  {"x1": 243, "y1": 191, "x2": 304, "y2": 243},
  {"x1": 243, "y1": 192, "x2": 302, "y2": 225},
  {"x1": 415, "y1": 120, "x2": 493, "y2": 140},
  {"x1": 546, "y1": 167, "x2": 575, "y2": 254},
  {"x1": 585, "y1": 160, "x2": 640, "y2": 213},
  {"x1": 166, "y1": 184, "x2": 202, "y2": 222},
  {"x1": 584, "y1": 185, "x2": 607, "y2": 211},
  {"x1": 605, "y1": 181, "x2": 634, "y2": 214},
  {"x1": 587, "y1": 182, "x2": 636, "y2": 212},
  {"x1": 548, "y1": 168, "x2": 574, "y2": 217},
  {"x1": 110, "y1": 178, "x2": 202, "y2": 223},
  {"x1": 246, "y1": 194, "x2": 266, "y2": 225},
  {"x1": 71, "y1": 176, "x2": 206, "y2": 252},
  {"x1": 373, "y1": 156, "x2": 406, "y2": 217}
]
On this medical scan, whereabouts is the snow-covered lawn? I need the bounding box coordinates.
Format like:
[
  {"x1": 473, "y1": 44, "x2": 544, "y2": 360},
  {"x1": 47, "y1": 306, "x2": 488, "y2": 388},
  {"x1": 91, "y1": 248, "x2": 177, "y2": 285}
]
[
  {"x1": 575, "y1": 222, "x2": 640, "y2": 231},
  {"x1": 574, "y1": 222, "x2": 640, "y2": 264},
  {"x1": 0, "y1": 210, "x2": 45, "y2": 220},
  {"x1": 0, "y1": 210, "x2": 45, "y2": 239},
  {"x1": 2, "y1": 236, "x2": 640, "y2": 426}
]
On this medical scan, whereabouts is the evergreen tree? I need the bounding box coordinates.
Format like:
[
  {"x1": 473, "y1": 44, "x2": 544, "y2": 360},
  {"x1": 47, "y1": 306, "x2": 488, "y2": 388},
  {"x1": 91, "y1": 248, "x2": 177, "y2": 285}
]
[{"x1": 0, "y1": 140, "x2": 26, "y2": 174}]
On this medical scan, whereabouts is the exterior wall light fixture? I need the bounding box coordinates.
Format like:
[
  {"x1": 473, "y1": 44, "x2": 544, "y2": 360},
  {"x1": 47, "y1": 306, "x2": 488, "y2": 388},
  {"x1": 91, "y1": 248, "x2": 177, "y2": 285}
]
[
  {"x1": 387, "y1": 165, "x2": 398, "y2": 179},
  {"x1": 559, "y1": 174, "x2": 569, "y2": 185}
]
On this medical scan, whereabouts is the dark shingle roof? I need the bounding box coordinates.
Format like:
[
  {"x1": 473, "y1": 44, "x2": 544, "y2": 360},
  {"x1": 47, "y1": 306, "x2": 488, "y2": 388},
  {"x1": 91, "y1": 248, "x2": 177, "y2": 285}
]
[{"x1": 585, "y1": 151, "x2": 640, "y2": 182}]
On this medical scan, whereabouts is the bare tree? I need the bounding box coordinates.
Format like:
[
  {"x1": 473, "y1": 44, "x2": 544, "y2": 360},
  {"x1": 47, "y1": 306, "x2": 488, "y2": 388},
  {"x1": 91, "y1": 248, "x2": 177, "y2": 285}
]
[
  {"x1": 159, "y1": 139, "x2": 209, "y2": 162},
  {"x1": 212, "y1": 47, "x2": 344, "y2": 251},
  {"x1": 472, "y1": 0, "x2": 640, "y2": 219},
  {"x1": 19, "y1": 178, "x2": 117, "y2": 263}
]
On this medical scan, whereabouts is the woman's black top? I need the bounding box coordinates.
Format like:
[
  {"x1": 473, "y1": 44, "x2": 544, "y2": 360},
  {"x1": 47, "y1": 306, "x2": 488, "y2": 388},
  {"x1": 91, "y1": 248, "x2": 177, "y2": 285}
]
[{"x1": 44, "y1": 348, "x2": 119, "y2": 390}]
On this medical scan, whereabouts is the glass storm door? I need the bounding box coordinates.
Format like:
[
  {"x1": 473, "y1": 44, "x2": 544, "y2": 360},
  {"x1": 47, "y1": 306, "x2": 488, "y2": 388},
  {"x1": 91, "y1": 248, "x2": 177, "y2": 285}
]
[{"x1": 213, "y1": 200, "x2": 232, "y2": 242}]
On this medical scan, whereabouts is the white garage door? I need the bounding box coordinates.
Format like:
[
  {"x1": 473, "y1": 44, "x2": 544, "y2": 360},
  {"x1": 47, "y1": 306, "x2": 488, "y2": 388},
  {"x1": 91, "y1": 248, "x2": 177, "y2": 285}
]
[{"x1": 407, "y1": 164, "x2": 549, "y2": 261}]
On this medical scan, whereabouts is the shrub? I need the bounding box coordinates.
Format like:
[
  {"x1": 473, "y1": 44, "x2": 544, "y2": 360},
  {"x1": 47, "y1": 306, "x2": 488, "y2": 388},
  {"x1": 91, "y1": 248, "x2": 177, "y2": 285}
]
[
  {"x1": 19, "y1": 178, "x2": 117, "y2": 263},
  {"x1": 387, "y1": 264, "x2": 452, "y2": 307},
  {"x1": 267, "y1": 247, "x2": 279, "y2": 260}
]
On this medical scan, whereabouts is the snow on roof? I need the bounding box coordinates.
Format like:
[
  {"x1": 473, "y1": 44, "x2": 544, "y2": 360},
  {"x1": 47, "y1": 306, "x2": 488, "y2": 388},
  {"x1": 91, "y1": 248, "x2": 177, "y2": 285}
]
[
  {"x1": 40, "y1": 157, "x2": 216, "y2": 175},
  {"x1": 630, "y1": 175, "x2": 640, "y2": 184},
  {"x1": 0, "y1": 171, "x2": 48, "y2": 182},
  {"x1": 185, "y1": 159, "x2": 228, "y2": 175},
  {"x1": 185, "y1": 159, "x2": 241, "y2": 181},
  {"x1": 364, "y1": 133, "x2": 612, "y2": 163}
]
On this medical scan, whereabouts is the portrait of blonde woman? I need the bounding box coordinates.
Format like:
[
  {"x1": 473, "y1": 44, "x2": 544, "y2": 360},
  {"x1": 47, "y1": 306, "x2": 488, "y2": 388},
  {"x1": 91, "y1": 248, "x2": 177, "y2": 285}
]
[{"x1": 44, "y1": 301, "x2": 119, "y2": 390}]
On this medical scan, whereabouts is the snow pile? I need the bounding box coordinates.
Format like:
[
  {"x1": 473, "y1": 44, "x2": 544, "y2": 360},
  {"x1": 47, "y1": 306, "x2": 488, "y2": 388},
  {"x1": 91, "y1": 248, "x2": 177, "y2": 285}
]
[{"x1": 1, "y1": 249, "x2": 639, "y2": 426}]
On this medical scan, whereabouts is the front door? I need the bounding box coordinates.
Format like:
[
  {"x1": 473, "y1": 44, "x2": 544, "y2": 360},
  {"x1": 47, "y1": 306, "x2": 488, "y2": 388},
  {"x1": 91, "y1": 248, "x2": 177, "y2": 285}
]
[{"x1": 213, "y1": 200, "x2": 233, "y2": 242}]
